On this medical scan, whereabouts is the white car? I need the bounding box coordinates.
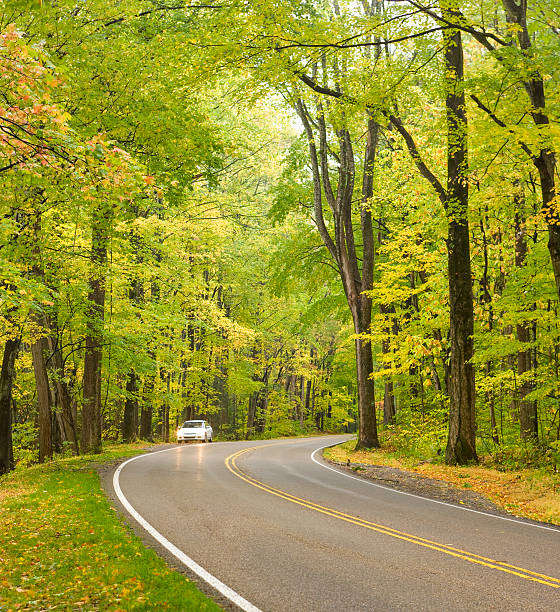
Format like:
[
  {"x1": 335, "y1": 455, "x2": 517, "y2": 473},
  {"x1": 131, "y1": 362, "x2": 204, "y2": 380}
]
[{"x1": 177, "y1": 420, "x2": 213, "y2": 443}]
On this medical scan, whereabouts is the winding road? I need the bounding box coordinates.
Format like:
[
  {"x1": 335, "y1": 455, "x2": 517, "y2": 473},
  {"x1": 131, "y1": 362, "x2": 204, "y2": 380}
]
[{"x1": 109, "y1": 436, "x2": 560, "y2": 611}]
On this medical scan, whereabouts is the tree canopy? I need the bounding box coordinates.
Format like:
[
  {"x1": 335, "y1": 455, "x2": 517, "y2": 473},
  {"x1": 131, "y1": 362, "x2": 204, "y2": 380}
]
[{"x1": 2, "y1": 0, "x2": 560, "y2": 472}]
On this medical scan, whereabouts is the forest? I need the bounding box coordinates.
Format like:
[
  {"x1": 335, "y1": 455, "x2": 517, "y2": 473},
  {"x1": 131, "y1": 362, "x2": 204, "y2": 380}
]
[{"x1": 1, "y1": 0, "x2": 560, "y2": 473}]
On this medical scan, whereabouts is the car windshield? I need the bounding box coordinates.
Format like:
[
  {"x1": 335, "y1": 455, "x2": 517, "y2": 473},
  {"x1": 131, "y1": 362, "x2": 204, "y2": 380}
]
[{"x1": 182, "y1": 421, "x2": 204, "y2": 429}]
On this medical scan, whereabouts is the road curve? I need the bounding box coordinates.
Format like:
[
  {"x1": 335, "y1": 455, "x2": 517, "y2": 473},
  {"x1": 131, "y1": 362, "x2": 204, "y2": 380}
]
[{"x1": 110, "y1": 436, "x2": 560, "y2": 611}]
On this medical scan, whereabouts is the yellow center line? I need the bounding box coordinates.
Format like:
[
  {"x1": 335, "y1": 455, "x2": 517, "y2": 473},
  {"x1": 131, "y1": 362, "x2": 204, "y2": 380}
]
[{"x1": 225, "y1": 447, "x2": 560, "y2": 589}]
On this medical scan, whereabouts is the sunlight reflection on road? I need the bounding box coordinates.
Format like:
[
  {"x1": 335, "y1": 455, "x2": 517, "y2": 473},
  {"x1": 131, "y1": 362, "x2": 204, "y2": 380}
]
[
  {"x1": 196, "y1": 444, "x2": 204, "y2": 481},
  {"x1": 174, "y1": 442, "x2": 206, "y2": 480}
]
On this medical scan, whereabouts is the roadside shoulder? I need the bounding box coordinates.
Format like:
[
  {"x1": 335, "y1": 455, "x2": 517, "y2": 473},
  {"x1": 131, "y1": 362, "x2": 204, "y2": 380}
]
[
  {"x1": 321, "y1": 443, "x2": 560, "y2": 527},
  {"x1": 323, "y1": 456, "x2": 507, "y2": 515}
]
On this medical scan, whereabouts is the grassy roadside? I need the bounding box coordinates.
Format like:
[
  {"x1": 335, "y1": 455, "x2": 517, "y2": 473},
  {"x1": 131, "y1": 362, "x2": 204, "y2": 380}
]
[
  {"x1": 0, "y1": 443, "x2": 221, "y2": 611},
  {"x1": 324, "y1": 440, "x2": 560, "y2": 526}
]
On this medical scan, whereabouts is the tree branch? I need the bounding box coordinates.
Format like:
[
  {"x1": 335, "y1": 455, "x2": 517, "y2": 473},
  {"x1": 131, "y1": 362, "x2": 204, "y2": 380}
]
[
  {"x1": 389, "y1": 1, "x2": 507, "y2": 51},
  {"x1": 470, "y1": 94, "x2": 535, "y2": 160},
  {"x1": 295, "y1": 98, "x2": 339, "y2": 264},
  {"x1": 104, "y1": 3, "x2": 223, "y2": 27},
  {"x1": 297, "y1": 72, "x2": 345, "y2": 99},
  {"x1": 385, "y1": 111, "x2": 447, "y2": 206},
  {"x1": 274, "y1": 27, "x2": 448, "y2": 50}
]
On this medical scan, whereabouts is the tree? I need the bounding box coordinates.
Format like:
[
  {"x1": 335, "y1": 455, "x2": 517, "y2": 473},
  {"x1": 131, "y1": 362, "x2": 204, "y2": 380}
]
[
  {"x1": 0, "y1": 25, "x2": 76, "y2": 471},
  {"x1": 294, "y1": 97, "x2": 379, "y2": 447}
]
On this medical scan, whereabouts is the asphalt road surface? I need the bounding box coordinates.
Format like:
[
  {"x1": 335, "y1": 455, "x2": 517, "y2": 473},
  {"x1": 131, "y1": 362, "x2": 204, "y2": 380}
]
[{"x1": 110, "y1": 436, "x2": 560, "y2": 611}]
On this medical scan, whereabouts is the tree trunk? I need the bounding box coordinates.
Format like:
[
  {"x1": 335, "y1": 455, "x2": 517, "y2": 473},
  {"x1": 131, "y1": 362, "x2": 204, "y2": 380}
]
[
  {"x1": 163, "y1": 372, "x2": 170, "y2": 442},
  {"x1": 478, "y1": 208, "x2": 499, "y2": 445},
  {"x1": 140, "y1": 374, "x2": 154, "y2": 441},
  {"x1": 128, "y1": 250, "x2": 146, "y2": 438},
  {"x1": 443, "y1": 8, "x2": 477, "y2": 464},
  {"x1": 514, "y1": 212, "x2": 538, "y2": 440},
  {"x1": 29, "y1": 210, "x2": 53, "y2": 461},
  {"x1": 31, "y1": 336, "x2": 53, "y2": 462},
  {"x1": 0, "y1": 339, "x2": 19, "y2": 475},
  {"x1": 256, "y1": 390, "x2": 268, "y2": 434},
  {"x1": 384, "y1": 4, "x2": 475, "y2": 463},
  {"x1": 81, "y1": 201, "x2": 112, "y2": 454},
  {"x1": 354, "y1": 117, "x2": 379, "y2": 448},
  {"x1": 163, "y1": 403, "x2": 170, "y2": 442},
  {"x1": 383, "y1": 380, "x2": 396, "y2": 426},
  {"x1": 517, "y1": 329, "x2": 537, "y2": 440},
  {"x1": 305, "y1": 378, "x2": 312, "y2": 416},
  {"x1": 404, "y1": 273, "x2": 421, "y2": 407},
  {"x1": 48, "y1": 335, "x2": 79, "y2": 454},
  {"x1": 433, "y1": 328, "x2": 450, "y2": 395},
  {"x1": 122, "y1": 371, "x2": 138, "y2": 443},
  {"x1": 379, "y1": 304, "x2": 397, "y2": 425},
  {"x1": 354, "y1": 315, "x2": 378, "y2": 447},
  {"x1": 446, "y1": 219, "x2": 476, "y2": 463},
  {"x1": 488, "y1": 372, "x2": 499, "y2": 445},
  {"x1": 295, "y1": 99, "x2": 379, "y2": 449},
  {"x1": 247, "y1": 392, "x2": 256, "y2": 436},
  {"x1": 501, "y1": 0, "x2": 560, "y2": 299}
]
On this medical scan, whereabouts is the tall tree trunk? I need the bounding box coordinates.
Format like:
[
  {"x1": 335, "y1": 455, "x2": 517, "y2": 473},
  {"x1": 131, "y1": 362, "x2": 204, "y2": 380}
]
[
  {"x1": 377, "y1": 196, "x2": 398, "y2": 422},
  {"x1": 383, "y1": 4, "x2": 475, "y2": 464},
  {"x1": 514, "y1": 212, "x2": 538, "y2": 440},
  {"x1": 446, "y1": 224, "x2": 476, "y2": 463},
  {"x1": 354, "y1": 117, "x2": 379, "y2": 448},
  {"x1": 122, "y1": 371, "x2": 138, "y2": 443},
  {"x1": 501, "y1": 0, "x2": 560, "y2": 298},
  {"x1": 256, "y1": 391, "x2": 268, "y2": 434},
  {"x1": 487, "y1": 362, "x2": 499, "y2": 446},
  {"x1": 517, "y1": 327, "x2": 537, "y2": 440},
  {"x1": 404, "y1": 273, "x2": 421, "y2": 406},
  {"x1": 128, "y1": 231, "x2": 146, "y2": 439},
  {"x1": 383, "y1": 380, "x2": 396, "y2": 426},
  {"x1": 31, "y1": 336, "x2": 53, "y2": 462},
  {"x1": 163, "y1": 403, "x2": 170, "y2": 442},
  {"x1": 295, "y1": 98, "x2": 379, "y2": 449},
  {"x1": 140, "y1": 373, "x2": 154, "y2": 441},
  {"x1": 443, "y1": 5, "x2": 477, "y2": 464},
  {"x1": 82, "y1": 201, "x2": 112, "y2": 454},
  {"x1": 163, "y1": 373, "x2": 170, "y2": 442},
  {"x1": 48, "y1": 334, "x2": 79, "y2": 454},
  {"x1": 354, "y1": 322, "x2": 377, "y2": 446},
  {"x1": 0, "y1": 339, "x2": 19, "y2": 475},
  {"x1": 299, "y1": 376, "x2": 305, "y2": 428},
  {"x1": 478, "y1": 208, "x2": 499, "y2": 445},
  {"x1": 254, "y1": 365, "x2": 269, "y2": 434},
  {"x1": 29, "y1": 212, "x2": 53, "y2": 462},
  {"x1": 305, "y1": 378, "x2": 312, "y2": 416},
  {"x1": 247, "y1": 392, "x2": 257, "y2": 436}
]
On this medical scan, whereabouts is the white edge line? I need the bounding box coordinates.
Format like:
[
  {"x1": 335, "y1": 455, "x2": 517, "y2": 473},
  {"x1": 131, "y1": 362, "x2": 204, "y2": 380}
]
[
  {"x1": 112, "y1": 448, "x2": 263, "y2": 612},
  {"x1": 311, "y1": 442, "x2": 560, "y2": 533}
]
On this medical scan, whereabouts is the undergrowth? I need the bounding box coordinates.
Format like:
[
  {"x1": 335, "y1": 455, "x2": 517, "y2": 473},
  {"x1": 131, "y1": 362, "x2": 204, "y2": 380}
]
[{"x1": 375, "y1": 403, "x2": 560, "y2": 474}]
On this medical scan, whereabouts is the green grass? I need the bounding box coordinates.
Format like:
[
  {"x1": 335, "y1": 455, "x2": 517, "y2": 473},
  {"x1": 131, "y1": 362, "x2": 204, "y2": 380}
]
[{"x1": 0, "y1": 444, "x2": 221, "y2": 611}]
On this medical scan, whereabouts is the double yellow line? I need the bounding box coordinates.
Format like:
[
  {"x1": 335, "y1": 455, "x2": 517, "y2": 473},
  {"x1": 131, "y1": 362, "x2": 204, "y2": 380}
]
[{"x1": 225, "y1": 447, "x2": 560, "y2": 589}]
